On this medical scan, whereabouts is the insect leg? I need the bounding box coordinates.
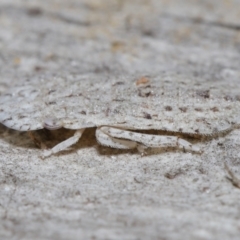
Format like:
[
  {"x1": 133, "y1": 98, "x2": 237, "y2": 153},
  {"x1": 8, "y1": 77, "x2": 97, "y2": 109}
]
[
  {"x1": 99, "y1": 126, "x2": 201, "y2": 153},
  {"x1": 41, "y1": 129, "x2": 85, "y2": 158},
  {"x1": 96, "y1": 127, "x2": 137, "y2": 149}
]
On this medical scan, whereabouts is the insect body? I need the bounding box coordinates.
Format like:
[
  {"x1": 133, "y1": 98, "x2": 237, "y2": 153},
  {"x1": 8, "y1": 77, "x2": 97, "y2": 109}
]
[{"x1": 0, "y1": 74, "x2": 239, "y2": 158}]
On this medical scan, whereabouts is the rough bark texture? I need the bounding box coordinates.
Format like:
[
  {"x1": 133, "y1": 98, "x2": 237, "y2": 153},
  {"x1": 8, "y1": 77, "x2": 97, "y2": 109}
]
[{"x1": 0, "y1": 1, "x2": 240, "y2": 239}]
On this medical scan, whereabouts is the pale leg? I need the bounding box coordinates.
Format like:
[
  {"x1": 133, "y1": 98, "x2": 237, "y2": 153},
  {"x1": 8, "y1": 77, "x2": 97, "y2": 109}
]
[
  {"x1": 97, "y1": 126, "x2": 201, "y2": 153},
  {"x1": 96, "y1": 127, "x2": 137, "y2": 149},
  {"x1": 42, "y1": 129, "x2": 85, "y2": 158}
]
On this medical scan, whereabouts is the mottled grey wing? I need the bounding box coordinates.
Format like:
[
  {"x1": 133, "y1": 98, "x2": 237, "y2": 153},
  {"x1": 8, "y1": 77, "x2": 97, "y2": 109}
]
[
  {"x1": 0, "y1": 74, "x2": 239, "y2": 135},
  {"x1": 0, "y1": 74, "x2": 122, "y2": 131},
  {"x1": 0, "y1": 83, "x2": 44, "y2": 131},
  {"x1": 0, "y1": 75, "x2": 98, "y2": 131},
  {"x1": 98, "y1": 76, "x2": 240, "y2": 136}
]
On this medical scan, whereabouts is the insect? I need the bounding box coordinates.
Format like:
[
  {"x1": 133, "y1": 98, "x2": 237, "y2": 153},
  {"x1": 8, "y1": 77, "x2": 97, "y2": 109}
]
[{"x1": 0, "y1": 73, "x2": 239, "y2": 158}]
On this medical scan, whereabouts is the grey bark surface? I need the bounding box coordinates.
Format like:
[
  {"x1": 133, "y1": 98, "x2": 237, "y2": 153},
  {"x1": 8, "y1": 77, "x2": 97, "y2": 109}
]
[{"x1": 0, "y1": 0, "x2": 240, "y2": 239}]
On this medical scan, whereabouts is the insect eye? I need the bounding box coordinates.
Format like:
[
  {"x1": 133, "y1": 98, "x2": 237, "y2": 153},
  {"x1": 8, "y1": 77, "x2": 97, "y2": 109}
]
[{"x1": 43, "y1": 117, "x2": 63, "y2": 130}]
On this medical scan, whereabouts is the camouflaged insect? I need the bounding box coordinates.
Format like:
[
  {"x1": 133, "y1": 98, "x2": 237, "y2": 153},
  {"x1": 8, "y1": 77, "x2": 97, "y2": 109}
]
[{"x1": 0, "y1": 73, "x2": 239, "y2": 158}]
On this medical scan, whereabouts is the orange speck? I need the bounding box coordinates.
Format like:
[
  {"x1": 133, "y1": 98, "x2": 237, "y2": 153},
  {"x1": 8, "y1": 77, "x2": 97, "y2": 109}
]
[{"x1": 136, "y1": 77, "x2": 150, "y2": 85}]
